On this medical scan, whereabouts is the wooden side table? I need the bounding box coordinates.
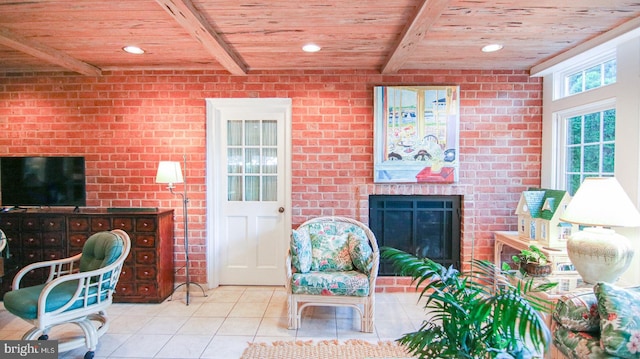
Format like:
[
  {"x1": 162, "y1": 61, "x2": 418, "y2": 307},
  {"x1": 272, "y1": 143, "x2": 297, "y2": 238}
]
[{"x1": 494, "y1": 231, "x2": 573, "y2": 274}]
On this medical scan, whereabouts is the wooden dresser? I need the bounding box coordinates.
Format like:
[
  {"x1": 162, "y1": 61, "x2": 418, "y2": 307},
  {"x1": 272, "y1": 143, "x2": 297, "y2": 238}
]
[{"x1": 0, "y1": 208, "x2": 174, "y2": 303}]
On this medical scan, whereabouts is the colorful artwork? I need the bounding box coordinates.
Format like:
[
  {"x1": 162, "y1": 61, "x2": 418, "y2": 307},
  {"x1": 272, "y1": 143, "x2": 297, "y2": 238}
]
[{"x1": 373, "y1": 86, "x2": 460, "y2": 183}]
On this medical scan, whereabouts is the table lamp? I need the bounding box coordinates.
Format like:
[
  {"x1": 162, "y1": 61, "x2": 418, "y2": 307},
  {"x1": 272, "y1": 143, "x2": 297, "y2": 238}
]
[{"x1": 559, "y1": 177, "x2": 640, "y2": 284}]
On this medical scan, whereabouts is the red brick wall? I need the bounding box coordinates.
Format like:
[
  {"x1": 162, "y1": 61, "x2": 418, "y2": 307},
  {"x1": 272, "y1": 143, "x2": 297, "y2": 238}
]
[{"x1": 0, "y1": 69, "x2": 542, "y2": 285}]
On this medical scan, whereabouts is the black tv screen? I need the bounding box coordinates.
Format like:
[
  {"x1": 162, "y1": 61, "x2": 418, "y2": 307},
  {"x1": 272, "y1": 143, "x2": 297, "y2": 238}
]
[{"x1": 0, "y1": 156, "x2": 86, "y2": 207}]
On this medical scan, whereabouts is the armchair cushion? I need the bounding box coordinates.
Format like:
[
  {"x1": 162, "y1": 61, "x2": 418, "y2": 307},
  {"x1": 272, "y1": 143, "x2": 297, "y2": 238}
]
[
  {"x1": 290, "y1": 230, "x2": 312, "y2": 273},
  {"x1": 3, "y1": 280, "x2": 100, "y2": 320},
  {"x1": 80, "y1": 231, "x2": 124, "y2": 273},
  {"x1": 348, "y1": 233, "x2": 373, "y2": 275},
  {"x1": 553, "y1": 326, "x2": 610, "y2": 359},
  {"x1": 553, "y1": 290, "x2": 600, "y2": 332},
  {"x1": 594, "y1": 282, "x2": 640, "y2": 358},
  {"x1": 310, "y1": 232, "x2": 353, "y2": 271},
  {"x1": 291, "y1": 270, "x2": 369, "y2": 296}
]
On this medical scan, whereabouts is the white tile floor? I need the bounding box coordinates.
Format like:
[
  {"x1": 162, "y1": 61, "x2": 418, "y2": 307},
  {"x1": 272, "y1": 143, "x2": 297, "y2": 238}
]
[{"x1": 0, "y1": 286, "x2": 425, "y2": 359}]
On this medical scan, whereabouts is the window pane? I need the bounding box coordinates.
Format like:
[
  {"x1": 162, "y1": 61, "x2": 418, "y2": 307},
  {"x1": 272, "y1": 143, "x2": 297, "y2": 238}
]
[
  {"x1": 584, "y1": 65, "x2": 601, "y2": 91},
  {"x1": 567, "y1": 72, "x2": 583, "y2": 95},
  {"x1": 583, "y1": 145, "x2": 600, "y2": 173},
  {"x1": 568, "y1": 116, "x2": 582, "y2": 145},
  {"x1": 262, "y1": 176, "x2": 277, "y2": 201},
  {"x1": 603, "y1": 109, "x2": 616, "y2": 141},
  {"x1": 604, "y1": 59, "x2": 617, "y2": 85},
  {"x1": 583, "y1": 113, "x2": 601, "y2": 143},
  {"x1": 227, "y1": 120, "x2": 243, "y2": 146},
  {"x1": 245, "y1": 176, "x2": 259, "y2": 201},
  {"x1": 228, "y1": 176, "x2": 242, "y2": 201},
  {"x1": 263, "y1": 120, "x2": 277, "y2": 146},
  {"x1": 262, "y1": 148, "x2": 277, "y2": 174},
  {"x1": 566, "y1": 174, "x2": 581, "y2": 196},
  {"x1": 245, "y1": 120, "x2": 260, "y2": 146},
  {"x1": 567, "y1": 146, "x2": 581, "y2": 172},
  {"x1": 603, "y1": 144, "x2": 615, "y2": 173},
  {"x1": 227, "y1": 148, "x2": 243, "y2": 174},
  {"x1": 245, "y1": 148, "x2": 260, "y2": 174}
]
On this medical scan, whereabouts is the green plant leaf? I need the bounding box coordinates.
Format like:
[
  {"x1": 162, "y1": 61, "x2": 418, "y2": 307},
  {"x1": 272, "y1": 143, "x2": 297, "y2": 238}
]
[{"x1": 380, "y1": 247, "x2": 552, "y2": 358}]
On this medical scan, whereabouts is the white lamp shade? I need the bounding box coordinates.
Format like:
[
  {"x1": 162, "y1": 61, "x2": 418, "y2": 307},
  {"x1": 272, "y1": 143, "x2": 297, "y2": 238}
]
[
  {"x1": 560, "y1": 177, "x2": 640, "y2": 227},
  {"x1": 156, "y1": 161, "x2": 184, "y2": 184}
]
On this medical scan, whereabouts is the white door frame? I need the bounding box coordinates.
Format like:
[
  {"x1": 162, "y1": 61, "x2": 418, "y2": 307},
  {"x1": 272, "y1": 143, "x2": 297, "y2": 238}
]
[{"x1": 205, "y1": 98, "x2": 292, "y2": 288}]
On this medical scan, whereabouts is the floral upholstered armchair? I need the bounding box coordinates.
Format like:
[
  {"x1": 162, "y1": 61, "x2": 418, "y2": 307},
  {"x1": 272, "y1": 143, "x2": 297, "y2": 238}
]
[
  {"x1": 285, "y1": 216, "x2": 379, "y2": 333},
  {"x1": 552, "y1": 282, "x2": 640, "y2": 359}
]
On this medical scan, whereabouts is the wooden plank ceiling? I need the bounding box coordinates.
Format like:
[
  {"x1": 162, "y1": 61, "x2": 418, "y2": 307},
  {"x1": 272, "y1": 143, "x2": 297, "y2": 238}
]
[{"x1": 0, "y1": 0, "x2": 639, "y2": 76}]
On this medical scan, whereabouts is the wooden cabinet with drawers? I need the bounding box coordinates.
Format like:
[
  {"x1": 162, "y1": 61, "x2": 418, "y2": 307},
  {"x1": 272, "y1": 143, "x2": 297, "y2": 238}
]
[{"x1": 0, "y1": 209, "x2": 174, "y2": 303}]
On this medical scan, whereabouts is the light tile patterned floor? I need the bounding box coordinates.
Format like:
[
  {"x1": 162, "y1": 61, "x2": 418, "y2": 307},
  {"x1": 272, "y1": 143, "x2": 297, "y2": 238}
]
[{"x1": 0, "y1": 286, "x2": 424, "y2": 359}]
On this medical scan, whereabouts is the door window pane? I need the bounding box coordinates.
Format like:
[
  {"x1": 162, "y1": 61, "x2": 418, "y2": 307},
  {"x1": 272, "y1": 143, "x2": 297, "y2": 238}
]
[
  {"x1": 263, "y1": 120, "x2": 277, "y2": 146},
  {"x1": 245, "y1": 176, "x2": 259, "y2": 201},
  {"x1": 228, "y1": 176, "x2": 242, "y2": 201},
  {"x1": 245, "y1": 120, "x2": 260, "y2": 146},
  {"x1": 245, "y1": 148, "x2": 260, "y2": 174},
  {"x1": 262, "y1": 176, "x2": 277, "y2": 201},
  {"x1": 227, "y1": 148, "x2": 242, "y2": 174},
  {"x1": 228, "y1": 121, "x2": 242, "y2": 146}
]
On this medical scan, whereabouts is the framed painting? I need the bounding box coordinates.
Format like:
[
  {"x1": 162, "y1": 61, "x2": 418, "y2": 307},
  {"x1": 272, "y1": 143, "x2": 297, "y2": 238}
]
[{"x1": 373, "y1": 85, "x2": 460, "y2": 183}]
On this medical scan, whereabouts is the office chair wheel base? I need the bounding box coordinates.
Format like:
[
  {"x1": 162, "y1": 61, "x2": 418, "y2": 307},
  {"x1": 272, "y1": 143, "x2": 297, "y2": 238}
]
[
  {"x1": 84, "y1": 351, "x2": 94, "y2": 359},
  {"x1": 38, "y1": 334, "x2": 48, "y2": 340}
]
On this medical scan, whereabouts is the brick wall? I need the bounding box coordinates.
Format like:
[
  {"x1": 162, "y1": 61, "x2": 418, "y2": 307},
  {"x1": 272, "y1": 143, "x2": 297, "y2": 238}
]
[{"x1": 0, "y1": 69, "x2": 542, "y2": 286}]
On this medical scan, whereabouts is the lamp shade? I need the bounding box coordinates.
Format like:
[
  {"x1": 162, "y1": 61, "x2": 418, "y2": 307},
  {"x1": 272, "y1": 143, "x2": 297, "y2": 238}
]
[
  {"x1": 155, "y1": 161, "x2": 184, "y2": 184},
  {"x1": 560, "y1": 177, "x2": 640, "y2": 227}
]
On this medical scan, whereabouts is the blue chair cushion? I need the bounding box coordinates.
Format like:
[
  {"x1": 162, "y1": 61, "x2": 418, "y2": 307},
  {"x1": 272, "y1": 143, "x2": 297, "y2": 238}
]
[
  {"x1": 3, "y1": 280, "x2": 100, "y2": 320},
  {"x1": 80, "y1": 231, "x2": 124, "y2": 273}
]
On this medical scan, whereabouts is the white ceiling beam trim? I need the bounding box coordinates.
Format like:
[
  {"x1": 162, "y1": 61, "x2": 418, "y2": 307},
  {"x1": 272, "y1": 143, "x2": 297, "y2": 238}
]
[
  {"x1": 156, "y1": 0, "x2": 248, "y2": 75},
  {"x1": 381, "y1": 0, "x2": 451, "y2": 74},
  {"x1": 0, "y1": 26, "x2": 102, "y2": 76}
]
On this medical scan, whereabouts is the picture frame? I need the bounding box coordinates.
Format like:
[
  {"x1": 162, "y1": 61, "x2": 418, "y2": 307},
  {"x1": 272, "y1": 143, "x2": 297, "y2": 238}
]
[{"x1": 373, "y1": 85, "x2": 460, "y2": 183}]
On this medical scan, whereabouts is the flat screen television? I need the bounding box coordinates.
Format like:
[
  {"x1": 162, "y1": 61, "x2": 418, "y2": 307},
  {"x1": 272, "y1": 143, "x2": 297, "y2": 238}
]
[{"x1": 0, "y1": 156, "x2": 86, "y2": 207}]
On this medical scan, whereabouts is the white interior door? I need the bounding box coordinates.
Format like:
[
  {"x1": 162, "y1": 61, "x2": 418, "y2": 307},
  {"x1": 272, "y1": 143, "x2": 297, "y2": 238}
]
[{"x1": 206, "y1": 98, "x2": 291, "y2": 286}]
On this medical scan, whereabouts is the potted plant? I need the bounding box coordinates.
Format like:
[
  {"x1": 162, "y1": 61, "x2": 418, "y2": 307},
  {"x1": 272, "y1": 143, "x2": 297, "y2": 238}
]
[
  {"x1": 381, "y1": 247, "x2": 557, "y2": 359},
  {"x1": 512, "y1": 245, "x2": 552, "y2": 277}
]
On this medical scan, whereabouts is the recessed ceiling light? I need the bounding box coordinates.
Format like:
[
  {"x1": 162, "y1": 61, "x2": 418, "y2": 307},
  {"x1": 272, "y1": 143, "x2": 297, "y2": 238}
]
[
  {"x1": 122, "y1": 45, "x2": 145, "y2": 55},
  {"x1": 481, "y1": 44, "x2": 503, "y2": 53},
  {"x1": 302, "y1": 43, "x2": 321, "y2": 53}
]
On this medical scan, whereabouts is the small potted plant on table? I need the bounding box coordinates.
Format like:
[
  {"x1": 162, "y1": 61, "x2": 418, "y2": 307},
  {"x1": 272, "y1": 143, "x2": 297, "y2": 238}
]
[{"x1": 512, "y1": 245, "x2": 552, "y2": 277}]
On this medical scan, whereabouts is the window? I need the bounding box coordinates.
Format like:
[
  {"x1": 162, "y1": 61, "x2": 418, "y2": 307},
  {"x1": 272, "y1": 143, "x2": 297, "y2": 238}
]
[
  {"x1": 555, "y1": 51, "x2": 616, "y2": 100},
  {"x1": 550, "y1": 50, "x2": 617, "y2": 195},
  {"x1": 557, "y1": 103, "x2": 615, "y2": 195}
]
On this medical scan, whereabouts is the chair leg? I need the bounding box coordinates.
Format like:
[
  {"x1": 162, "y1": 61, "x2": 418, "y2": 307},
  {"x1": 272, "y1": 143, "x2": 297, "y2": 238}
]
[
  {"x1": 362, "y1": 299, "x2": 375, "y2": 333},
  {"x1": 77, "y1": 318, "x2": 99, "y2": 352},
  {"x1": 287, "y1": 295, "x2": 298, "y2": 330}
]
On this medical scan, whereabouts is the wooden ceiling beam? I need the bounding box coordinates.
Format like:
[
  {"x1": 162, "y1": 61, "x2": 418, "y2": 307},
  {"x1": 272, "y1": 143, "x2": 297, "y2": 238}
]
[
  {"x1": 381, "y1": 0, "x2": 451, "y2": 74},
  {"x1": 156, "y1": 0, "x2": 247, "y2": 75},
  {"x1": 0, "y1": 26, "x2": 101, "y2": 76}
]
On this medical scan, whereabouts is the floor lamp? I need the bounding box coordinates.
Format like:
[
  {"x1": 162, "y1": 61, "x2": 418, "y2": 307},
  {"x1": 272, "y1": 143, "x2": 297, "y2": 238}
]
[{"x1": 156, "y1": 156, "x2": 206, "y2": 305}]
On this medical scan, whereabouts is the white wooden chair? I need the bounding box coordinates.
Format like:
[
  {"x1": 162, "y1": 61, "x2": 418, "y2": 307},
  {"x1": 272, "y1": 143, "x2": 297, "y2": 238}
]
[
  {"x1": 3, "y1": 229, "x2": 131, "y2": 359},
  {"x1": 285, "y1": 216, "x2": 379, "y2": 333}
]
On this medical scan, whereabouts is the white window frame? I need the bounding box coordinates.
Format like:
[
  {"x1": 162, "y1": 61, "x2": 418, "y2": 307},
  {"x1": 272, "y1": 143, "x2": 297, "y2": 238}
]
[{"x1": 553, "y1": 49, "x2": 616, "y2": 100}]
